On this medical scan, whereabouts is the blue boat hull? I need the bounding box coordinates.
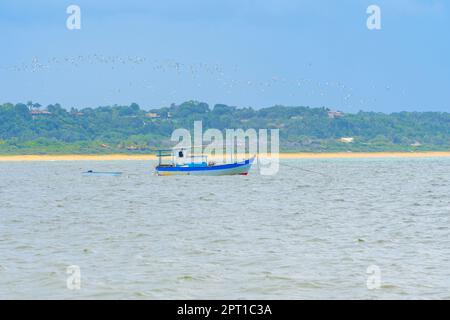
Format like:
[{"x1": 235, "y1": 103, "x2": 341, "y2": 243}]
[{"x1": 156, "y1": 157, "x2": 255, "y2": 176}]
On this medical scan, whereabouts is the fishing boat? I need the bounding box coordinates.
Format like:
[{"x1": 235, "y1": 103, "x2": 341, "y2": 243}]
[{"x1": 155, "y1": 148, "x2": 255, "y2": 176}]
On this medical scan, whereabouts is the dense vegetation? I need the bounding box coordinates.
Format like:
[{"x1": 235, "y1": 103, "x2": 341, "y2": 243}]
[{"x1": 0, "y1": 100, "x2": 449, "y2": 154}]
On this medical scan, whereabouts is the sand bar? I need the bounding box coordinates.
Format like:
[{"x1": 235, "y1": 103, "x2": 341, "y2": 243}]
[{"x1": 1, "y1": 152, "x2": 450, "y2": 162}]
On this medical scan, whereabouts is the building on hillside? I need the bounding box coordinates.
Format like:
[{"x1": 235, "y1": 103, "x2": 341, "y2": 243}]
[
  {"x1": 339, "y1": 137, "x2": 354, "y2": 143},
  {"x1": 30, "y1": 109, "x2": 52, "y2": 119},
  {"x1": 328, "y1": 111, "x2": 344, "y2": 119},
  {"x1": 30, "y1": 109, "x2": 52, "y2": 115},
  {"x1": 145, "y1": 112, "x2": 160, "y2": 118}
]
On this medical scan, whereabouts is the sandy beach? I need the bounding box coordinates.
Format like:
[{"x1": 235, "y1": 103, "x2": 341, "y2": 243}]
[{"x1": 1, "y1": 152, "x2": 450, "y2": 162}]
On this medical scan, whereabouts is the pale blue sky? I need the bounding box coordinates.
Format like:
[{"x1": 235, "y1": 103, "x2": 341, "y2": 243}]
[{"x1": 0, "y1": 0, "x2": 449, "y2": 112}]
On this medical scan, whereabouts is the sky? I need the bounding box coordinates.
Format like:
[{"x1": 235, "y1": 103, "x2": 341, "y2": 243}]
[{"x1": 0, "y1": 0, "x2": 449, "y2": 112}]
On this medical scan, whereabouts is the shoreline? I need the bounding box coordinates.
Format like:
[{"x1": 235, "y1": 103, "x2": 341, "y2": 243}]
[{"x1": 1, "y1": 152, "x2": 450, "y2": 162}]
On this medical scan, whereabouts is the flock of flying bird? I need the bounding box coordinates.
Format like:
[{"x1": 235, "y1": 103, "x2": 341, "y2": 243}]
[{"x1": 0, "y1": 54, "x2": 400, "y2": 110}]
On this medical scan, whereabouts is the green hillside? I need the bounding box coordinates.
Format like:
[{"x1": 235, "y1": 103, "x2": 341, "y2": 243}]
[{"x1": 1, "y1": 100, "x2": 449, "y2": 154}]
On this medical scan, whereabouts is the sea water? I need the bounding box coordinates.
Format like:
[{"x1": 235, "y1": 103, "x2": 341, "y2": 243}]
[{"x1": 0, "y1": 158, "x2": 449, "y2": 299}]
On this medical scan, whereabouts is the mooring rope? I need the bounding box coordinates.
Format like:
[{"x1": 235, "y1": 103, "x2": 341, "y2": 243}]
[{"x1": 277, "y1": 161, "x2": 335, "y2": 185}]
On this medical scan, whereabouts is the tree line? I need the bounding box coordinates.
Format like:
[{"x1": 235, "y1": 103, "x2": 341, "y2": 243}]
[{"x1": 0, "y1": 100, "x2": 449, "y2": 153}]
